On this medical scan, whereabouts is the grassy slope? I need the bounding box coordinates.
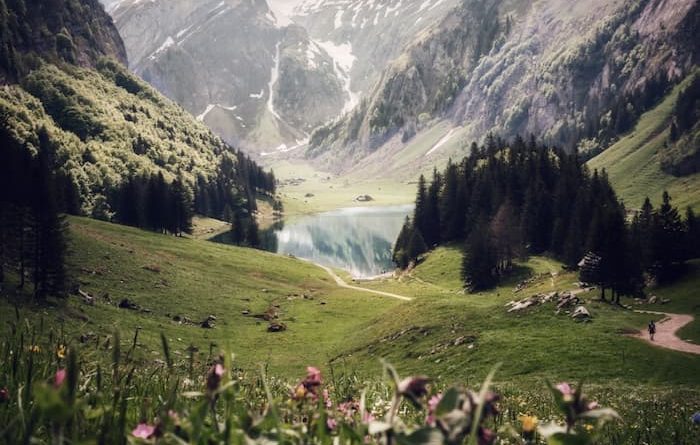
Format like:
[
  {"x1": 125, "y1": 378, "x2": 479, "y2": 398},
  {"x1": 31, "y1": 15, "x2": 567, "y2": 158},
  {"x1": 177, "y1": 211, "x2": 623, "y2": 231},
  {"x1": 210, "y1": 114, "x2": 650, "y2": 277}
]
[
  {"x1": 0, "y1": 217, "x2": 401, "y2": 376},
  {"x1": 2, "y1": 219, "x2": 698, "y2": 388},
  {"x1": 588, "y1": 74, "x2": 700, "y2": 211},
  {"x1": 331, "y1": 248, "x2": 700, "y2": 387}
]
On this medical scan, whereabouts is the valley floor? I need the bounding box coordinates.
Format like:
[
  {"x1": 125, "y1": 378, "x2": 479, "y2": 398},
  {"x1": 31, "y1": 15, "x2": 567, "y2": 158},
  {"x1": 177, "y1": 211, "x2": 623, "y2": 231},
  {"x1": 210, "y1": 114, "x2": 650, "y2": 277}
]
[{"x1": 1, "y1": 217, "x2": 699, "y2": 391}]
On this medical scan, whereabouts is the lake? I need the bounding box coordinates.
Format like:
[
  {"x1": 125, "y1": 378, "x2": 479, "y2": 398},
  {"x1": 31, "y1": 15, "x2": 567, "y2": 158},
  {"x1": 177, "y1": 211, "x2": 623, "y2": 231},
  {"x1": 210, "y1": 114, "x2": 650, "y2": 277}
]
[{"x1": 216, "y1": 205, "x2": 413, "y2": 278}]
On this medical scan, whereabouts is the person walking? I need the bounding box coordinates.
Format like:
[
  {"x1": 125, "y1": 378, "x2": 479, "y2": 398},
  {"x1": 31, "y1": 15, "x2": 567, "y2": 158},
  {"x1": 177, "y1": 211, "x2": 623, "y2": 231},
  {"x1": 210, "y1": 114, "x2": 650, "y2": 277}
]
[{"x1": 648, "y1": 320, "x2": 656, "y2": 341}]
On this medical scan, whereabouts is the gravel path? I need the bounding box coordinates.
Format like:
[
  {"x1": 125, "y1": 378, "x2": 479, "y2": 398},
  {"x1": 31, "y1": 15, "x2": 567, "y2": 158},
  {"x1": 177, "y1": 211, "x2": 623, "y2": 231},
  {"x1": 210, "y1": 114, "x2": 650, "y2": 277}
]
[
  {"x1": 633, "y1": 310, "x2": 700, "y2": 354},
  {"x1": 311, "y1": 262, "x2": 413, "y2": 301}
]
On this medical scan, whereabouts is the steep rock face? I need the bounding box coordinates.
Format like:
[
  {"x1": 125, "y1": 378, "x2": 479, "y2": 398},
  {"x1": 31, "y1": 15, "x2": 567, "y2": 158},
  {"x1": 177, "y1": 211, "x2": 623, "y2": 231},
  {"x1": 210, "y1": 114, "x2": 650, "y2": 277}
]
[
  {"x1": 285, "y1": 0, "x2": 461, "y2": 102},
  {"x1": 0, "y1": 0, "x2": 126, "y2": 82},
  {"x1": 309, "y1": 0, "x2": 699, "y2": 168},
  {"x1": 105, "y1": 0, "x2": 348, "y2": 154},
  {"x1": 451, "y1": 0, "x2": 699, "y2": 152}
]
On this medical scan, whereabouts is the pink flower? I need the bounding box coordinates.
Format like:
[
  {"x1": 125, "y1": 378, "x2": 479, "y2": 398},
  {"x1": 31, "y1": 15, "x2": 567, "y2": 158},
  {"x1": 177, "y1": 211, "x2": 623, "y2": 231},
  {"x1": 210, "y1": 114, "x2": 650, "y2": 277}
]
[
  {"x1": 306, "y1": 366, "x2": 322, "y2": 386},
  {"x1": 207, "y1": 363, "x2": 225, "y2": 392},
  {"x1": 587, "y1": 401, "x2": 599, "y2": 410},
  {"x1": 326, "y1": 417, "x2": 338, "y2": 430},
  {"x1": 426, "y1": 393, "x2": 443, "y2": 425},
  {"x1": 555, "y1": 382, "x2": 573, "y2": 396},
  {"x1": 132, "y1": 423, "x2": 156, "y2": 439},
  {"x1": 362, "y1": 410, "x2": 375, "y2": 424},
  {"x1": 54, "y1": 369, "x2": 67, "y2": 389},
  {"x1": 0, "y1": 387, "x2": 8, "y2": 403}
]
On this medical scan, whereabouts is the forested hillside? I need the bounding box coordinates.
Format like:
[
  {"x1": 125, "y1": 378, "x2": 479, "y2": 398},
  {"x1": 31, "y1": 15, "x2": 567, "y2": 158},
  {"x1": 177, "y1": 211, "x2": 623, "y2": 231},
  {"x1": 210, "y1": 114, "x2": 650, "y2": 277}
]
[
  {"x1": 0, "y1": 0, "x2": 275, "y2": 299},
  {"x1": 394, "y1": 136, "x2": 700, "y2": 297}
]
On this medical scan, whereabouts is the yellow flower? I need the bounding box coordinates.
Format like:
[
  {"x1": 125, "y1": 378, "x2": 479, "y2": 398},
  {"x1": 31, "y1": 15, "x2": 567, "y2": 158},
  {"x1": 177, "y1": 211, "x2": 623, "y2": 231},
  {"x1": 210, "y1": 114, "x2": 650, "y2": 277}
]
[
  {"x1": 584, "y1": 424, "x2": 594, "y2": 432},
  {"x1": 519, "y1": 414, "x2": 539, "y2": 433},
  {"x1": 29, "y1": 345, "x2": 41, "y2": 354},
  {"x1": 56, "y1": 345, "x2": 66, "y2": 359},
  {"x1": 293, "y1": 384, "x2": 307, "y2": 400}
]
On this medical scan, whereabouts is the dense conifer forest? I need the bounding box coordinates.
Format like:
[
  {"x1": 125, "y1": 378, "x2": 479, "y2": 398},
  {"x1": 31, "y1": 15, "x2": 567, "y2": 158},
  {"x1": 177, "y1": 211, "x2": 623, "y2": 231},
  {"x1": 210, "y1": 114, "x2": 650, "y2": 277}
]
[{"x1": 394, "y1": 136, "x2": 700, "y2": 297}]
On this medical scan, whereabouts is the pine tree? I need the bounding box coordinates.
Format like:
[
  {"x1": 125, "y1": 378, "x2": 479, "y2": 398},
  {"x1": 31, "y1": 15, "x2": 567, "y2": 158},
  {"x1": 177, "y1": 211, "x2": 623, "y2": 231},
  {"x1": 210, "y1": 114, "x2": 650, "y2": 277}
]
[
  {"x1": 31, "y1": 130, "x2": 68, "y2": 299},
  {"x1": 462, "y1": 219, "x2": 498, "y2": 292},
  {"x1": 170, "y1": 178, "x2": 193, "y2": 235},
  {"x1": 651, "y1": 191, "x2": 685, "y2": 281},
  {"x1": 392, "y1": 216, "x2": 412, "y2": 269},
  {"x1": 424, "y1": 168, "x2": 442, "y2": 247},
  {"x1": 245, "y1": 217, "x2": 260, "y2": 248},
  {"x1": 230, "y1": 212, "x2": 246, "y2": 246},
  {"x1": 413, "y1": 174, "x2": 428, "y2": 239},
  {"x1": 685, "y1": 207, "x2": 699, "y2": 260},
  {"x1": 406, "y1": 227, "x2": 428, "y2": 264}
]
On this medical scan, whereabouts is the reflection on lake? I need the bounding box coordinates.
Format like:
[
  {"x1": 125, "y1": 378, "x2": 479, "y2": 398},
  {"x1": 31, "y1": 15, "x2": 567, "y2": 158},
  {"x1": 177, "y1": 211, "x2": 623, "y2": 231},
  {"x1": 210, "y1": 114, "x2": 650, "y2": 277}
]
[
  {"x1": 216, "y1": 205, "x2": 412, "y2": 278},
  {"x1": 271, "y1": 205, "x2": 412, "y2": 277}
]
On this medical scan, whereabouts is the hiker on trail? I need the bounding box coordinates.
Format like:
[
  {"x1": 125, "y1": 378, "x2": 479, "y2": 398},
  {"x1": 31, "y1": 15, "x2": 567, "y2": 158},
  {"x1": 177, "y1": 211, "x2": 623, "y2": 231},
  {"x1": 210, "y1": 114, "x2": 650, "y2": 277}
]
[{"x1": 648, "y1": 320, "x2": 656, "y2": 341}]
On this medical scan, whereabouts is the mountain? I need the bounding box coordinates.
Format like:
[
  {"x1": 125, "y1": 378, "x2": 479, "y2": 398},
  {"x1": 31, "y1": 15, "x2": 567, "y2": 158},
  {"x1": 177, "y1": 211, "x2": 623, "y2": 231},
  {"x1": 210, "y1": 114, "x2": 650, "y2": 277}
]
[
  {"x1": 99, "y1": 0, "x2": 462, "y2": 155},
  {"x1": 0, "y1": 0, "x2": 126, "y2": 81},
  {"x1": 0, "y1": 0, "x2": 271, "y2": 219},
  {"x1": 309, "y1": 0, "x2": 699, "y2": 174},
  {"x1": 102, "y1": 0, "x2": 346, "y2": 154}
]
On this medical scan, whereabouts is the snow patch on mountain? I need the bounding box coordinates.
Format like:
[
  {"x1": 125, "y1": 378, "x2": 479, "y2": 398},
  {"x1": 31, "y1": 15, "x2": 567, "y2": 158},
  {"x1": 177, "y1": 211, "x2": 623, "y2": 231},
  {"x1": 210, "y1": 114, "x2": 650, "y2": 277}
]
[
  {"x1": 315, "y1": 40, "x2": 358, "y2": 114},
  {"x1": 148, "y1": 36, "x2": 174, "y2": 60},
  {"x1": 268, "y1": 42, "x2": 284, "y2": 121},
  {"x1": 197, "y1": 103, "x2": 238, "y2": 121}
]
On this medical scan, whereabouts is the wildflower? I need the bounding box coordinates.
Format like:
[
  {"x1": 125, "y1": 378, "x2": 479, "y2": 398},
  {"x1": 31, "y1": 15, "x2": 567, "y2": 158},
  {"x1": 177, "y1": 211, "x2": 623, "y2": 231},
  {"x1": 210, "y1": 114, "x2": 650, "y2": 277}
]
[
  {"x1": 426, "y1": 393, "x2": 442, "y2": 426},
  {"x1": 397, "y1": 376, "x2": 430, "y2": 407},
  {"x1": 584, "y1": 424, "x2": 594, "y2": 432},
  {"x1": 293, "y1": 383, "x2": 307, "y2": 400},
  {"x1": 0, "y1": 387, "x2": 8, "y2": 403},
  {"x1": 54, "y1": 369, "x2": 67, "y2": 389},
  {"x1": 132, "y1": 423, "x2": 156, "y2": 439},
  {"x1": 29, "y1": 345, "x2": 41, "y2": 354},
  {"x1": 555, "y1": 382, "x2": 574, "y2": 402},
  {"x1": 326, "y1": 417, "x2": 338, "y2": 430},
  {"x1": 519, "y1": 414, "x2": 538, "y2": 433},
  {"x1": 206, "y1": 363, "x2": 225, "y2": 393},
  {"x1": 306, "y1": 366, "x2": 322, "y2": 386},
  {"x1": 56, "y1": 345, "x2": 66, "y2": 359},
  {"x1": 692, "y1": 411, "x2": 700, "y2": 425},
  {"x1": 293, "y1": 366, "x2": 323, "y2": 400}
]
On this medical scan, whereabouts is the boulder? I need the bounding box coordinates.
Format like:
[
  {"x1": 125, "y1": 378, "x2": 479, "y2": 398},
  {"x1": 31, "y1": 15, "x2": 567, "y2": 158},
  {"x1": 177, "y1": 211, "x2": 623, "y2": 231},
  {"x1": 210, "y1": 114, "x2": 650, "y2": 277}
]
[
  {"x1": 118, "y1": 298, "x2": 139, "y2": 310},
  {"x1": 267, "y1": 322, "x2": 287, "y2": 332},
  {"x1": 571, "y1": 306, "x2": 592, "y2": 320}
]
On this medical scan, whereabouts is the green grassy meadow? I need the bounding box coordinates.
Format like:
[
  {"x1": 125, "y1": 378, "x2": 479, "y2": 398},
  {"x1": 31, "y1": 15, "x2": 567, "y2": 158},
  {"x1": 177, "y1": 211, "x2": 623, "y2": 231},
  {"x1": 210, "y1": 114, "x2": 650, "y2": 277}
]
[
  {"x1": 588, "y1": 75, "x2": 700, "y2": 211},
  {"x1": 1, "y1": 219, "x2": 699, "y2": 444}
]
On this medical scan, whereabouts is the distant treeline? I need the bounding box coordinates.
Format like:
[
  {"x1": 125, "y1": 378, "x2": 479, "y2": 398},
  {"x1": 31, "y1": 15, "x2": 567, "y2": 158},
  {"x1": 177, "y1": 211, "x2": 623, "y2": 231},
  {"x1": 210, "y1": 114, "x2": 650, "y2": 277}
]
[
  {"x1": 394, "y1": 135, "x2": 700, "y2": 298},
  {"x1": 112, "y1": 150, "x2": 276, "y2": 236}
]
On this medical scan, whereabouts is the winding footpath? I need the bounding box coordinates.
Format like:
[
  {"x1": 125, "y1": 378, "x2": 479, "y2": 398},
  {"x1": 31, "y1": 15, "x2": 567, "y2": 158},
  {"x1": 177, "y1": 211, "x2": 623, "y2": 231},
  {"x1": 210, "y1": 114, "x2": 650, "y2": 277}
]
[
  {"x1": 311, "y1": 262, "x2": 413, "y2": 302},
  {"x1": 632, "y1": 310, "x2": 700, "y2": 354}
]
